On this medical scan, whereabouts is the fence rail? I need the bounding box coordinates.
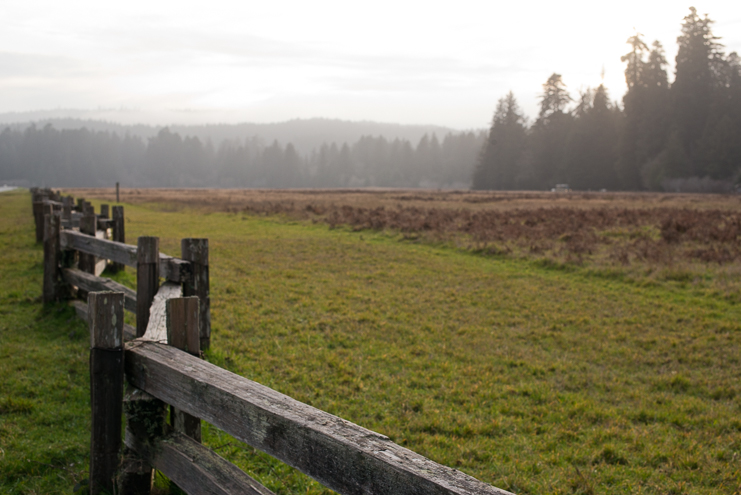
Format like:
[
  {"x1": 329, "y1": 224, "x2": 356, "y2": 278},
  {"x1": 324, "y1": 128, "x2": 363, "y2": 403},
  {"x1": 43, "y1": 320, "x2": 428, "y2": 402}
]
[
  {"x1": 126, "y1": 341, "x2": 510, "y2": 495},
  {"x1": 29, "y1": 186, "x2": 511, "y2": 495}
]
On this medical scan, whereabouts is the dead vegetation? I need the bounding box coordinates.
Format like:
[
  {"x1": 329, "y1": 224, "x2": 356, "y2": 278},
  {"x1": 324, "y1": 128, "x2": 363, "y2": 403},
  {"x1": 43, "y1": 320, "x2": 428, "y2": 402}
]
[{"x1": 66, "y1": 187, "x2": 741, "y2": 276}]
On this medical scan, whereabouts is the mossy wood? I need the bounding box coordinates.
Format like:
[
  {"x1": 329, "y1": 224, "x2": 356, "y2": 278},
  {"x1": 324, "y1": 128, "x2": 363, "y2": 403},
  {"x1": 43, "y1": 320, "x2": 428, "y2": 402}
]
[{"x1": 125, "y1": 342, "x2": 512, "y2": 495}]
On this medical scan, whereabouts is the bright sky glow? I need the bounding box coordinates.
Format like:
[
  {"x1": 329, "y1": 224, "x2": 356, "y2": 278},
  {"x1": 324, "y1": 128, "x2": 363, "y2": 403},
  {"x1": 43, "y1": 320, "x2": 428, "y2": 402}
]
[{"x1": 2, "y1": 1, "x2": 740, "y2": 128}]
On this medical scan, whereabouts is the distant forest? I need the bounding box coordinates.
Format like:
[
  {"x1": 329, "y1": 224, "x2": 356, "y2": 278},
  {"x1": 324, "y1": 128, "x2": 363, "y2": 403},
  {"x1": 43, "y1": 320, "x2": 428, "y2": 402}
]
[
  {"x1": 0, "y1": 124, "x2": 483, "y2": 189},
  {"x1": 474, "y1": 7, "x2": 741, "y2": 193},
  {"x1": 1, "y1": 7, "x2": 739, "y2": 192}
]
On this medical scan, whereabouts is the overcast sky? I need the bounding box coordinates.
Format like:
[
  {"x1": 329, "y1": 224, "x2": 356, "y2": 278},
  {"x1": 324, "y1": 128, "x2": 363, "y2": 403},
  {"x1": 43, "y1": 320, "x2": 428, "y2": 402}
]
[{"x1": 2, "y1": 1, "x2": 741, "y2": 129}]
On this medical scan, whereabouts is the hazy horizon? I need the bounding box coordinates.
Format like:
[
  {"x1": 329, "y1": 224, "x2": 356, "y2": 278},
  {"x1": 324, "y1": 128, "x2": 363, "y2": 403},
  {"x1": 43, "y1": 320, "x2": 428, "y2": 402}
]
[{"x1": 4, "y1": 1, "x2": 741, "y2": 129}]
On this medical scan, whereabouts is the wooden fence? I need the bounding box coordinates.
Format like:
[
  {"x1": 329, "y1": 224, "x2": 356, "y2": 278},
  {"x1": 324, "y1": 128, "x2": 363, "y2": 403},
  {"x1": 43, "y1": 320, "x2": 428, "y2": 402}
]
[{"x1": 31, "y1": 187, "x2": 512, "y2": 495}]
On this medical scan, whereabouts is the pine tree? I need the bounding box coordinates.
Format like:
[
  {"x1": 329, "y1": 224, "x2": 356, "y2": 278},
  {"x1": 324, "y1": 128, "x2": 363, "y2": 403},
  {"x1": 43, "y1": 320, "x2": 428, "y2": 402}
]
[
  {"x1": 530, "y1": 74, "x2": 573, "y2": 189},
  {"x1": 617, "y1": 37, "x2": 671, "y2": 189},
  {"x1": 672, "y1": 6, "x2": 724, "y2": 172},
  {"x1": 564, "y1": 85, "x2": 620, "y2": 190},
  {"x1": 472, "y1": 92, "x2": 527, "y2": 190}
]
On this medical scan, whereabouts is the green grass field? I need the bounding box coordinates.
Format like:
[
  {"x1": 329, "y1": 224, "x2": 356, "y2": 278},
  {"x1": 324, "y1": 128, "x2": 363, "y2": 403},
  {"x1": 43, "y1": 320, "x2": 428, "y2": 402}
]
[{"x1": 1, "y1": 188, "x2": 740, "y2": 494}]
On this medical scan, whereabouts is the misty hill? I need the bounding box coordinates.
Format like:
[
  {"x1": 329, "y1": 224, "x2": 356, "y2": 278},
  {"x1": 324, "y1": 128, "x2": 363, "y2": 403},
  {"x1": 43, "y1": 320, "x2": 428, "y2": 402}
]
[{"x1": 0, "y1": 113, "x2": 461, "y2": 156}]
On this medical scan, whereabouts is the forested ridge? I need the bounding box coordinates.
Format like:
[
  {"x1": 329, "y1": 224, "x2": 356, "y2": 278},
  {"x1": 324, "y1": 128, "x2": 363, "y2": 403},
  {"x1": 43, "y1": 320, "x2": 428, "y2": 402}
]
[
  {"x1": 474, "y1": 7, "x2": 741, "y2": 193},
  {"x1": 0, "y1": 125, "x2": 483, "y2": 189},
  {"x1": 1, "y1": 8, "x2": 739, "y2": 192}
]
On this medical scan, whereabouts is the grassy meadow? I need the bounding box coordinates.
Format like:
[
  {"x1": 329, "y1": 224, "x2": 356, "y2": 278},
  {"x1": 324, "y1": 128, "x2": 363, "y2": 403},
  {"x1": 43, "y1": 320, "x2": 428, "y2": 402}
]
[{"x1": 2, "y1": 188, "x2": 741, "y2": 494}]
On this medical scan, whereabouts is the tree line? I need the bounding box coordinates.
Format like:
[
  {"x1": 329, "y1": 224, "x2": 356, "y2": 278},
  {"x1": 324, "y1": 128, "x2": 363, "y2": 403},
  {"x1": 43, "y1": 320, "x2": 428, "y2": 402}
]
[
  {"x1": 0, "y1": 124, "x2": 483, "y2": 189},
  {"x1": 2, "y1": 8, "x2": 738, "y2": 192},
  {"x1": 474, "y1": 7, "x2": 741, "y2": 192}
]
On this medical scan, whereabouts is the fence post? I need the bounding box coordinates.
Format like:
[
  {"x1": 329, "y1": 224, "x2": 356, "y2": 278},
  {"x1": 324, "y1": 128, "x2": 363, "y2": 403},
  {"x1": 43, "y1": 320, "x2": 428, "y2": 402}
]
[
  {"x1": 79, "y1": 213, "x2": 97, "y2": 275},
  {"x1": 89, "y1": 291, "x2": 124, "y2": 495},
  {"x1": 119, "y1": 386, "x2": 165, "y2": 495},
  {"x1": 166, "y1": 296, "x2": 202, "y2": 442},
  {"x1": 110, "y1": 206, "x2": 125, "y2": 273},
  {"x1": 181, "y1": 238, "x2": 210, "y2": 351},
  {"x1": 116, "y1": 182, "x2": 120, "y2": 203},
  {"x1": 42, "y1": 207, "x2": 61, "y2": 304},
  {"x1": 32, "y1": 201, "x2": 44, "y2": 243},
  {"x1": 76, "y1": 198, "x2": 85, "y2": 212},
  {"x1": 137, "y1": 237, "x2": 160, "y2": 337},
  {"x1": 62, "y1": 199, "x2": 72, "y2": 224},
  {"x1": 100, "y1": 204, "x2": 109, "y2": 219}
]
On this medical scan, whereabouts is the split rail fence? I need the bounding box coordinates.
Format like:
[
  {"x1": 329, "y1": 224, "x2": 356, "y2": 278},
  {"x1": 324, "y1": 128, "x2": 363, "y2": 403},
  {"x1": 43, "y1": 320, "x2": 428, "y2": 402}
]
[{"x1": 31, "y1": 187, "x2": 511, "y2": 495}]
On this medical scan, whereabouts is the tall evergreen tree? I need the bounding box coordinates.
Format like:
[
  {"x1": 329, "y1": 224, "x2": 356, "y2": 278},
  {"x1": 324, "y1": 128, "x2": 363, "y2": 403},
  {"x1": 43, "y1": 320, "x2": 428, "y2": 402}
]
[
  {"x1": 617, "y1": 37, "x2": 671, "y2": 189},
  {"x1": 530, "y1": 74, "x2": 573, "y2": 188},
  {"x1": 672, "y1": 7, "x2": 723, "y2": 171},
  {"x1": 565, "y1": 84, "x2": 620, "y2": 190},
  {"x1": 472, "y1": 92, "x2": 527, "y2": 190}
]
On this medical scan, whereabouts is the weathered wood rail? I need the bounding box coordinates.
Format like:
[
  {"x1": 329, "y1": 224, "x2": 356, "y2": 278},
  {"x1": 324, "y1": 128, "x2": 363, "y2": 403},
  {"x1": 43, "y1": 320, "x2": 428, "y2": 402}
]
[{"x1": 31, "y1": 186, "x2": 511, "y2": 495}]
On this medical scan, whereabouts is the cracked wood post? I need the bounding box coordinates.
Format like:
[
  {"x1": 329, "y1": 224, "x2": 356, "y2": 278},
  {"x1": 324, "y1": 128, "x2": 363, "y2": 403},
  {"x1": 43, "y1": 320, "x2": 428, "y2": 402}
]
[
  {"x1": 110, "y1": 206, "x2": 125, "y2": 273},
  {"x1": 181, "y1": 238, "x2": 210, "y2": 351},
  {"x1": 79, "y1": 213, "x2": 97, "y2": 275},
  {"x1": 89, "y1": 291, "x2": 124, "y2": 495},
  {"x1": 166, "y1": 297, "x2": 202, "y2": 443},
  {"x1": 42, "y1": 206, "x2": 61, "y2": 304},
  {"x1": 137, "y1": 237, "x2": 160, "y2": 338}
]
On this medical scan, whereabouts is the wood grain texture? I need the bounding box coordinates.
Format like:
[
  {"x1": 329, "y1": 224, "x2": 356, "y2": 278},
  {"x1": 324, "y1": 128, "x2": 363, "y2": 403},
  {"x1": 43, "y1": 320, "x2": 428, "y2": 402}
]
[
  {"x1": 89, "y1": 292, "x2": 124, "y2": 349},
  {"x1": 181, "y1": 238, "x2": 210, "y2": 350},
  {"x1": 59, "y1": 231, "x2": 190, "y2": 283},
  {"x1": 166, "y1": 297, "x2": 200, "y2": 356},
  {"x1": 89, "y1": 292, "x2": 124, "y2": 495},
  {"x1": 72, "y1": 300, "x2": 136, "y2": 342},
  {"x1": 166, "y1": 297, "x2": 201, "y2": 442},
  {"x1": 141, "y1": 282, "x2": 182, "y2": 343},
  {"x1": 125, "y1": 426, "x2": 275, "y2": 495},
  {"x1": 60, "y1": 230, "x2": 138, "y2": 267},
  {"x1": 125, "y1": 343, "x2": 512, "y2": 495},
  {"x1": 61, "y1": 268, "x2": 137, "y2": 314}
]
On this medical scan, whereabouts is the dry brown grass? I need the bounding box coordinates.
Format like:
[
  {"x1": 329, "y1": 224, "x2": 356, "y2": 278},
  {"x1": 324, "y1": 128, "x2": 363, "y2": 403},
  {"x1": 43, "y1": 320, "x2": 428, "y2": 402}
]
[
  {"x1": 65, "y1": 187, "x2": 741, "y2": 291},
  {"x1": 65, "y1": 187, "x2": 741, "y2": 213}
]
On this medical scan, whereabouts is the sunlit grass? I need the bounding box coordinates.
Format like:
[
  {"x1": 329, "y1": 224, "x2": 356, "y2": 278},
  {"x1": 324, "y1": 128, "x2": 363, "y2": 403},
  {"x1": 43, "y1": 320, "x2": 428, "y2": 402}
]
[{"x1": 2, "y1": 189, "x2": 740, "y2": 494}]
